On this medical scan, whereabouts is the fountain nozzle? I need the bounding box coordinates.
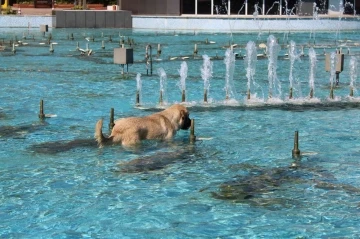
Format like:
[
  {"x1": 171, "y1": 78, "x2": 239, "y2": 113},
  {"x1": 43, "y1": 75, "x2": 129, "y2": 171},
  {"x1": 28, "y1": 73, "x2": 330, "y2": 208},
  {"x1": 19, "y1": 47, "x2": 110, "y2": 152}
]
[
  {"x1": 38, "y1": 99, "x2": 45, "y2": 119},
  {"x1": 292, "y1": 131, "x2": 301, "y2": 158},
  {"x1": 109, "y1": 108, "x2": 115, "y2": 130},
  {"x1": 350, "y1": 87, "x2": 354, "y2": 97},
  {"x1": 136, "y1": 90, "x2": 140, "y2": 105},
  {"x1": 330, "y1": 86, "x2": 334, "y2": 99},
  {"x1": 190, "y1": 119, "x2": 196, "y2": 143},
  {"x1": 204, "y1": 89, "x2": 208, "y2": 103}
]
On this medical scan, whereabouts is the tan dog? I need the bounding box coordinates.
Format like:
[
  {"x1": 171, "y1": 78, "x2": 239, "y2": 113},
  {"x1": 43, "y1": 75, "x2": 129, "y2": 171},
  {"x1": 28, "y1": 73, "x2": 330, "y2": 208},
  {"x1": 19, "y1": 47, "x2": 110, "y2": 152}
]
[{"x1": 95, "y1": 104, "x2": 191, "y2": 147}]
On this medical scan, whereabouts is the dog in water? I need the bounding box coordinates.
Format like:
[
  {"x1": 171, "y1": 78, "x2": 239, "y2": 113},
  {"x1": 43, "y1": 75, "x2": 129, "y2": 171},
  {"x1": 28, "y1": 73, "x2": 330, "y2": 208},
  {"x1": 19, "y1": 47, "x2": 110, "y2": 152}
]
[{"x1": 95, "y1": 104, "x2": 191, "y2": 147}]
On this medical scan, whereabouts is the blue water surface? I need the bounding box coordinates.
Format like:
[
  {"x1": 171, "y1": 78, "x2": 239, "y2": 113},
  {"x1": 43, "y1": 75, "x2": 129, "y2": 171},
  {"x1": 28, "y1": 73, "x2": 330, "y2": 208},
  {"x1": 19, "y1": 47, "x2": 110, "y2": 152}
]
[{"x1": 1, "y1": 28, "x2": 360, "y2": 238}]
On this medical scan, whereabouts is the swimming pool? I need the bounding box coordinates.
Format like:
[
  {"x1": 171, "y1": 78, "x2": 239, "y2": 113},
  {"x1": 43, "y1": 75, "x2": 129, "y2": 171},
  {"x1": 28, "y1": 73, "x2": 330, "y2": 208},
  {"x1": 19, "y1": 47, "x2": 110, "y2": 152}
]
[{"x1": 1, "y1": 28, "x2": 360, "y2": 238}]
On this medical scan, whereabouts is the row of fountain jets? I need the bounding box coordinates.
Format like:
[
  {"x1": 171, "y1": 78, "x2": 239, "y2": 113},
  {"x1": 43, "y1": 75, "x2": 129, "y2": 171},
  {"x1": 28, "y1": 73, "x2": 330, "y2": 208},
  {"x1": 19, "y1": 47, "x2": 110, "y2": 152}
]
[{"x1": 137, "y1": 35, "x2": 358, "y2": 105}]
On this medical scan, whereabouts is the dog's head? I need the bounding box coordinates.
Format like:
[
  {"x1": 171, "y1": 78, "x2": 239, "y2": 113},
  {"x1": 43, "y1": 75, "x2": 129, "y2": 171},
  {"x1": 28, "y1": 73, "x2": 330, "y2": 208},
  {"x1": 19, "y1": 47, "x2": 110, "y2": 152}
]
[
  {"x1": 179, "y1": 108, "x2": 191, "y2": 130},
  {"x1": 163, "y1": 104, "x2": 192, "y2": 131}
]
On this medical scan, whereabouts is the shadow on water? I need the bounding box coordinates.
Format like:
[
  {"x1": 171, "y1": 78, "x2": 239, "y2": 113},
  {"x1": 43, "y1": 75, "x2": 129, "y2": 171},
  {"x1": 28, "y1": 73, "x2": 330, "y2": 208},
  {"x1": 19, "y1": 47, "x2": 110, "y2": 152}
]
[
  {"x1": 114, "y1": 143, "x2": 202, "y2": 173},
  {"x1": 29, "y1": 138, "x2": 98, "y2": 154},
  {"x1": 206, "y1": 158, "x2": 360, "y2": 209},
  {"x1": 0, "y1": 121, "x2": 48, "y2": 139}
]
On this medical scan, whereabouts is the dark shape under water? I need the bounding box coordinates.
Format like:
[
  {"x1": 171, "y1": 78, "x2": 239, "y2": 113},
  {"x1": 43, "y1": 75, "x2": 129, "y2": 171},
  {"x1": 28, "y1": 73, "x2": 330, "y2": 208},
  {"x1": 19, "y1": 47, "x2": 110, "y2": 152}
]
[
  {"x1": 29, "y1": 138, "x2": 97, "y2": 154},
  {"x1": 0, "y1": 122, "x2": 48, "y2": 138},
  {"x1": 209, "y1": 161, "x2": 360, "y2": 208},
  {"x1": 116, "y1": 146, "x2": 196, "y2": 173}
]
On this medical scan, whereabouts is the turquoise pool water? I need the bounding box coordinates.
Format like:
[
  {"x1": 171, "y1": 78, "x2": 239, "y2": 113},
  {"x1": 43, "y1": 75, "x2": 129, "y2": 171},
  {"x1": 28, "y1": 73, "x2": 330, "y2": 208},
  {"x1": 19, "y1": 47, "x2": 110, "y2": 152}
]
[{"x1": 1, "y1": 28, "x2": 360, "y2": 238}]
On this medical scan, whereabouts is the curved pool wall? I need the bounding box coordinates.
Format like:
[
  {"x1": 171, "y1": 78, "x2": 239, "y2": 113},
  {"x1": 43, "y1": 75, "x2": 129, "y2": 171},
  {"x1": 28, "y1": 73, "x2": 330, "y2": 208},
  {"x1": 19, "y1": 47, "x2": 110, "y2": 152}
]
[
  {"x1": 132, "y1": 16, "x2": 360, "y2": 32},
  {"x1": 1, "y1": 14, "x2": 360, "y2": 31},
  {"x1": 0, "y1": 15, "x2": 53, "y2": 28},
  {"x1": 1, "y1": 28, "x2": 360, "y2": 238}
]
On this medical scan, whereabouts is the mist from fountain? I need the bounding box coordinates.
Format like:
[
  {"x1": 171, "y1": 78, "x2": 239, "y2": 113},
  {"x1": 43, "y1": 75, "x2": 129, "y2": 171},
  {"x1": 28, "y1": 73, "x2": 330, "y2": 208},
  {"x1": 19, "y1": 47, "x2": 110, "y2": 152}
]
[
  {"x1": 267, "y1": 35, "x2": 281, "y2": 100},
  {"x1": 157, "y1": 67, "x2": 167, "y2": 105},
  {"x1": 201, "y1": 55, "x2": 213, "y2": 103},
  {"x1": 308, "y1": 47, "x2": 317, "y2": 99},
  {"x1": 224, "y1": 48, "x2": 237, "y2": 101}
]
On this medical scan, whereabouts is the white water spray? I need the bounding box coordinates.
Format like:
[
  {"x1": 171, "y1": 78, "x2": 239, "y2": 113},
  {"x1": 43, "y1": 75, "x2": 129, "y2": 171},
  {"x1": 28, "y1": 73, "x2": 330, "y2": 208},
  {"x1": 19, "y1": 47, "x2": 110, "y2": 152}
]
[
  {"x1": 201, "y1": 55, "x2": 213, "y2": 102},
  {"x1": 178, "y1": 61, "x2": 188, "y2": 92},
  {"x1": 224, "y1": 48, "x2": 236, "y2": 100},
  {"x1": 288, "y1": 40, "x2": 300, "y2": 89},
  {"x1": 267, "y1": 35, "x2": 281, "y2": 98},
  {"x1": 136, "y1": 73, "x2": 142, "y2": 104},
  {"x1": 329, "y1": 52, "x2": 336, "y2": 89},
  {"x1": 308, "y1": 47, "x2": 317, "y2": 97},
  {"x1": 245, "y1": 41, "x2": 257, "y2": 98},
  {"x1": 158, "y1": 68, "x2": 167, "y2": 104},
  {"x1": 349, "y1": 56, "x2": 358, "y2": 95}
]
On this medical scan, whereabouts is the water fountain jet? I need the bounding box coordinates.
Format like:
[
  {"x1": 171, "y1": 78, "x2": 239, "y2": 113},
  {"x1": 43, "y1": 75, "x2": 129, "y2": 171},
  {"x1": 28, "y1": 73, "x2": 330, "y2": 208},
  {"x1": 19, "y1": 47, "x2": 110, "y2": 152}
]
[
  {"x1": 201, "y1": 55, "x2": 213, "y2": 103},
  {"x1": 158, "y1": 68, "x2": 167, "y2": 106},
  {"x1": 267, "y1": 35, "x2": 281, "y2": 99},
  {"x1": 349, "y1": 56, "x2": 357, "y2": 97},
  {"x1": 245, "y1": 41, "x2": 257, "y2": 100},
  {"x1": 288, "y1": 40, "x2": 299, "y2": 99},
  {"x1": 136, "y1": 73, "x2": 142, "y2": 105},
  {"x1": 308, "y1": 47, "x2": 317, "y2": 99},
  {"x1": 224, "y1": 48, "x2": 236, "y2": 101},
  {"x1": 178, "y1": 61, "x2": 188, "y2": 103}
]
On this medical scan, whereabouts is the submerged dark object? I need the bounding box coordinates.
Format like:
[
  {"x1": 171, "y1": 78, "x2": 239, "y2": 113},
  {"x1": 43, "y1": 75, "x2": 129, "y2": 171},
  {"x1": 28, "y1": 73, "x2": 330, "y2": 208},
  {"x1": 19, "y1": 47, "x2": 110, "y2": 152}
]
[
  {"x1": 209, "y1": 161, "x2": 360, "y2": 207},
  {"x1": 117, "y1": 149, "x2": 192, "y2": 173},
  {"x1": 29, "y1": 138, "x2": 97, "y2": 154},
  {"x1": 0, "y1": 122, "x2": 48, "y2": 138}
]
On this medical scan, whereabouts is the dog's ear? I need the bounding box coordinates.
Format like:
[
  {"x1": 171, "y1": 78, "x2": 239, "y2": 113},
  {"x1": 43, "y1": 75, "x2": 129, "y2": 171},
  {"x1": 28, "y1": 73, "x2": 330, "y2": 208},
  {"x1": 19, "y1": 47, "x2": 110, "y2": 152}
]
[
  {"x1": 180, "y1": 110, "x2": 188, "y2": 119},
  {"x1": 180, "y1": 110, "x2": 185, "y2": 119}
]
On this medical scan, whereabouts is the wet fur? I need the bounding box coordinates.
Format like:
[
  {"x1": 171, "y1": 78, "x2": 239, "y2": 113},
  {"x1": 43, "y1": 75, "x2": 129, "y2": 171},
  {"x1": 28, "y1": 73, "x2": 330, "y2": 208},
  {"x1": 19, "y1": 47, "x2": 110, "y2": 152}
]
[{"x1": 95, "y1": 104, "x2": 191, "y2": 147}]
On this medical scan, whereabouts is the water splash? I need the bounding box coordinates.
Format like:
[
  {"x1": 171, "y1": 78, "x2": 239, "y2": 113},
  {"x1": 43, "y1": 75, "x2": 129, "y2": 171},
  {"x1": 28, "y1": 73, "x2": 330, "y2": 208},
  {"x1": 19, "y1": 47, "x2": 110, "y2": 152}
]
[
  {"x1": 201, "y1": 55, "x2": 213, "y2": 102},
  {"x1": 245, "y1": 41, "x2": 257, "y2": 99},
  {"x1": 178, "y1": 61, "x2": 188, "y2": 92},
  {"x1": 267, "y1": 35, "x2": 281, "y2": 99},
  {"x1": 224, "y1": 48, "x2": 236, "y2": 100},
  {"x1": 308, "y1": 47, "x2": 317, "y2": 98}
]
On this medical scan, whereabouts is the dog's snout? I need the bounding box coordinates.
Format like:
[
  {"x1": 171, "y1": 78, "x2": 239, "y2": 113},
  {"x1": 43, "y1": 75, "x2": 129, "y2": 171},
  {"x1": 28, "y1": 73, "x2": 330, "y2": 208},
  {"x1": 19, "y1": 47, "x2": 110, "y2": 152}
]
[{"x1": 181, "y1": 116, "x2": 192, "y2": 130}]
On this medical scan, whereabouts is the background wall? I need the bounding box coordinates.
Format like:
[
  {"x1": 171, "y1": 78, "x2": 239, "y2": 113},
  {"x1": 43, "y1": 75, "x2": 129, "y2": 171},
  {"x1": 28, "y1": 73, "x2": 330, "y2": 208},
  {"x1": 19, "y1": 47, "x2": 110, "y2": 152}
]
[
  {"x1": 120, "y1": 0, "x2": 180, "y2": 15},
  {"x1": 54, "y1": 10, "x2": 132, "y2": 28}
]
